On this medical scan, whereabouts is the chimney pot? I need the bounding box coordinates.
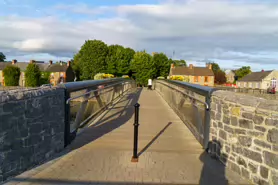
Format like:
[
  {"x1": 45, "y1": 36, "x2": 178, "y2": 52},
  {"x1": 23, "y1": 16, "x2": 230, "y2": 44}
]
[
  {"x1": 49, "y1": 60, "x2": 53, "y2": 65},
  {"x1": 189, "y1": 64, "x2": 193, "y2": 69},
  {"x1": 67, "y1": 61, "x2": 71, "y2": 67},
  {"x1": 262, "y1": 69, "x2": 264, "y2": 72},
  {"x1": 29, "y1": 60, "x2": 35, "y2": 64}
]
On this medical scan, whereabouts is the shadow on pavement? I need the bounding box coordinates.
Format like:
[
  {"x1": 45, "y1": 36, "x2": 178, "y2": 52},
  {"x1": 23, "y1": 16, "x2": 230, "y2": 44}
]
[
  {"x1": 199, "y1": 140, "x2": 228, "y2": 185},
  {"x1": 67, "y1": 88, "x2": 143, "y2": 151},
  {"x1": 138, "y1": 122, "x2": 173, "y2": 157}
]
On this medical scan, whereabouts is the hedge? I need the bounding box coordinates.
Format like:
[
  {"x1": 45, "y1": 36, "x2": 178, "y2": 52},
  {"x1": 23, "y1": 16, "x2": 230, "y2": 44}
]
[
  {"x1": 3, "y1": 65, "x2": 21, "y2": 86},
  {"x1": 25, "y1": 63, "x2": 41, "y2": 87}
]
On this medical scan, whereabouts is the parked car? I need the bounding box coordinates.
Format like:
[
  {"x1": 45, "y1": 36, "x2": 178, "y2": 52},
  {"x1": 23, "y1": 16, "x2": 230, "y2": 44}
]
[{"x1": 267, "y1": 87, "x2": 276, "y2": 94}]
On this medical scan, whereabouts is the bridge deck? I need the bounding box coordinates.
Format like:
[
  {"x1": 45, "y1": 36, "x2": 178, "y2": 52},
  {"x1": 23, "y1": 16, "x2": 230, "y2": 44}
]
[{"x1": 6, "y1": 88, "x2": 251, "y2": 185}]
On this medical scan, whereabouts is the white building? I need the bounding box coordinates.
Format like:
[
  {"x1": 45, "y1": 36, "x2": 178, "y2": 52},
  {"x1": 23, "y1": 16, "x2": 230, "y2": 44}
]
[{"x1": 236, "y1": 70, "x2": 278, "y2": 90}]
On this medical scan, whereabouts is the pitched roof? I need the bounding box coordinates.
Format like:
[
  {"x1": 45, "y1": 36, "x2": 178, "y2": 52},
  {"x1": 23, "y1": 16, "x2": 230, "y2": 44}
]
[
  {"x1": 170, "y1": 66, "x2": 214, "y2": 76},
  {"x1": 45, "y1": 63, "x2": 68, "y2": 72},
  {"x1": 0, "y1": 62, "x2": 11, "y2": 70},
  {"x1": 0, "y1": 62, "x2": 68, "y2": 72},
  {"x1": 238, "y1": 70, "x2": 273, "y2": 82}
]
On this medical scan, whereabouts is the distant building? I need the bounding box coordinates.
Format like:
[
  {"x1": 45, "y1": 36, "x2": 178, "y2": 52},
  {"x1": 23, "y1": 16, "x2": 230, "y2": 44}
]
[
  {"x1": 169, "y1": 63, "x2": 215, "y2": 86},
  {"x1": 0, "y1": 60, "x2": 75, "y2": 86},
  {"x1": 225, "y1": 69, "x2": 236, "y2": 83},
  {"x1": 45, "y1": 61, "x2": 75, "y2": 86},
  {"x1": 236, "y1": 70, "x2": 278, "y2": 90}
]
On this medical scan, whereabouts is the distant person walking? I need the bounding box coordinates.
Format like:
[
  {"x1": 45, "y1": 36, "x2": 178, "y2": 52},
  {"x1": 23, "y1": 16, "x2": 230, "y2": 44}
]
[{"x1": 148, "y1": 79, "x2": 152, "y2": 90}]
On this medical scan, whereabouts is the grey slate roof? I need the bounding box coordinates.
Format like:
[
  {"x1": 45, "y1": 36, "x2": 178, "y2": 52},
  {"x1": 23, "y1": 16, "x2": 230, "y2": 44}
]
[
  {"x1": 45, "y1": 64, "x2": 68, "y2": 72},
  {"x1": 0, "y1": 62, "x2": 11, "y2": 70},
  {"x1": 238, "y1": 70, "x2": 273, "y2": 82},
  {"x1": 0, "y1": 62, "x2": 68, "y2": 72}
]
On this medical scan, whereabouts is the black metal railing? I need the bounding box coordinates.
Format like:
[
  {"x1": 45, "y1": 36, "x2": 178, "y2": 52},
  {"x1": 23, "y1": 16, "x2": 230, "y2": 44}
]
[
  {"x1": 154, "y1": 80, "x2": 216, "y2": 149},
  {"x1": 58, "y1": 78, "x2": 136, "y2": 147}
]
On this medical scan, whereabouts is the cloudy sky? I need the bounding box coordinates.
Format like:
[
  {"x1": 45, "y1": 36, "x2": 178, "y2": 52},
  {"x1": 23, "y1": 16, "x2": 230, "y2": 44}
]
[{"x1": 1, "y1": 0, "x2": 278, "y2": 71}]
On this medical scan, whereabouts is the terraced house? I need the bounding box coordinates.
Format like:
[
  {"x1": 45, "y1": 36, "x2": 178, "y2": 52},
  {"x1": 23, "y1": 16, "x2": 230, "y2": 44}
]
[
  {"x1": 0, "y1": 60, "x2": 75, "y2": 86},
  {"x1": 169, "y1": 63, "x2": 215, "y2": 86}
]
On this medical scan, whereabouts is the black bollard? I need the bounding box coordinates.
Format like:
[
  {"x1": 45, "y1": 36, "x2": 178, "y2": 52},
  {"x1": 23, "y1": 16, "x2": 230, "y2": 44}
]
[{"x1": 131, "y1": 103, "x2": 140, "y2": 162}]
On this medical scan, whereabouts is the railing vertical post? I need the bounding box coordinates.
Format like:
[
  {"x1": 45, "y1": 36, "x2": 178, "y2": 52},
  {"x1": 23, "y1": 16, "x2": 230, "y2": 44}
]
[
  {"x1": 64, "y1": 90, "x2": 71, "y2": 147},
  {"x1": 203, "y1": 95, "x2": 211, "y2": 150},
  {"x1": 131, "y1": 103, "x2": 140, "y2": 162}
]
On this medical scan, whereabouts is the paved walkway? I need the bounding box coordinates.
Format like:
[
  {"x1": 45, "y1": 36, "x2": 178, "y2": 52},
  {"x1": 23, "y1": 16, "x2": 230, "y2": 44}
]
[{"x1": 6, "y1": 88, "x2": 251, "y2": 185}]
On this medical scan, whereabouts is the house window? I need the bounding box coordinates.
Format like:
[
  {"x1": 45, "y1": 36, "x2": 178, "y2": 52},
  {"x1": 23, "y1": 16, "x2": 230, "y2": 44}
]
[
  {"x1": 257, "y1": 83, "x2": 260, "y2": 89},
  {"x1": 194, "y1": 76, "x2": 198, "y2": 82},
  {"x1": 244, "y1": 82, "x2": 247, "y2": 88},
  {"x1": 271, "y1": 78, "x2": 277, "y2": 88},
  {"x1": 249, "y1": 83, "x2": 252, "y2": 88},
  {"x1": 204, "y1": 76, "x2": 208, "y2": 82}
]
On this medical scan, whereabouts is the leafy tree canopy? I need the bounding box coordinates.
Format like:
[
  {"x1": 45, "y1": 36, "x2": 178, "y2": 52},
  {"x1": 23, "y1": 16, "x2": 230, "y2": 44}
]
[
  {"x1": 3, "y1": 65, "x2": 21, "y2": 86},
  {"x1": 76, "y1": 40, "x2": 108, "y2": 80},
  {"x1": 25, "y1": 63, "x2": 41, "y2": 87},
  {"x1": 215, "y1": 70, "x2": 227, "y2": 84},
  {"x1": 206, "y1": 62, "x2": 220, "y2": 74},
  {"x1": 173, "y1": 59, "x2": 187, "y2": 67},
  {"x1": 235, "y1": 66, "x2": 252, "y2": 80},
  {"x1": 0, "y1": 52, "x2": 6, "y2": 62},
  {"x1": 152, "y1": 53, "x2": 170, "y2": 78},
  {"x1": 131, "y1": 51, "x2": 154, "y2": 86}
]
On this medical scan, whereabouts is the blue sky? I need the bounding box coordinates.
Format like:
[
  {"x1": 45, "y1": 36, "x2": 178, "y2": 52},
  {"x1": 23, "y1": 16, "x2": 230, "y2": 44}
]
[{"x1": 1, "y1": 0, "x2": 278, "y2": 71}]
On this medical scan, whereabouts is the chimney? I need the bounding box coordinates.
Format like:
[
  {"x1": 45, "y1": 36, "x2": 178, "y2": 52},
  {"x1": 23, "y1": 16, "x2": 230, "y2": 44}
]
[
  {"x1": 262, "y1": 69, "x2": 264, "y2": 72},
  {"x1": 67, "y1": 61, "x2": 71, "y2": 67},
  {"x1": 208, "y1": 64, "x2": 212, "y2": 70},
  {"x1": 49, "y1": 60, "x2": 53, "y2": 65},
  {"x1": 171, "y1": 63, "x2": 175, "y2": 69},
  {"x1": 12, "y1": 59, "x2": 17, "y2": 65},
  {"x1": 29, "y1": 60, "x2": 35, "y2": 64},
  {"x1": 189, "y1": 64, "x2": 193, "y2": 69}
]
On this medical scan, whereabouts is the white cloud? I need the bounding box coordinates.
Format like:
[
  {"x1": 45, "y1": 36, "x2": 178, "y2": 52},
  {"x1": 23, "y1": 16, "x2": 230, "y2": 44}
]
[{"x1": 0, "y1": 0, "x2": 278, "y2": 70}]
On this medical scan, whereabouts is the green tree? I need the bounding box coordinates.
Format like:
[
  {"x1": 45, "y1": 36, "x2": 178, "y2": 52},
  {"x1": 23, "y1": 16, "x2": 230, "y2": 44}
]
[
  {"x1": 131, "y1": 51, "x2": 154, "y2": 86},
  {"x1": 117, "y1": 47, "x2": 135, "y2": 76},
  {"x1": 207, "y1": 62, "x2": 220, "y2": 74},
  {"x1": 235, "y1": 66, "x2": 252, "y2": 80},
  {"x1": 0, "y1": 52, "x2": 6, "y2": 62},
  {"x1": 76, "y1": 40, "x2": 108, "y2": 80},
  {"x1": 173, "y1": 59, "x2": 187, "y2": 67},
  {"x1": 73, "y1": 53, "x2": 81, "y2": 81},
  {"x1": 3, "y1": 65, "x2": 21, "y2": 86},
  {"x1": 214, "y1": 70, "x2": 227, "y2": 84},
  {"x1": 25, "y1": 63, "x2": 41, "y2": 87},
  {"x1": 40, "y1": 72, "x2": 51, "y2": 85},
  {"x1": 106, "y1": 45, "x2": 123, "y2": 75},
  {"x1": 152, "y1": 53, "x2": 170, "y2": 78}
]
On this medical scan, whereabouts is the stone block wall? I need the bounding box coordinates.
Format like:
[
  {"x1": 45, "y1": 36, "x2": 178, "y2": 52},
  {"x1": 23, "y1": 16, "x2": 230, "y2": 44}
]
[
  {"x1": 210, "y1": 90, "x2": 278, "y2": 185},
  {"x1": 0, "y1": 87, "x2": 65, "y2": 182}
]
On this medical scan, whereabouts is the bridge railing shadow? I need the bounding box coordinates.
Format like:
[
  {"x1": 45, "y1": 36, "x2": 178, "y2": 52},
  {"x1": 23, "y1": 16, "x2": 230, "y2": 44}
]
[
  {"x1": 66, "y1": 87, "x2": 143, "y2": 151},
  {"x1": 199, "y1": 140, "x2": 228, "y2": 185}
]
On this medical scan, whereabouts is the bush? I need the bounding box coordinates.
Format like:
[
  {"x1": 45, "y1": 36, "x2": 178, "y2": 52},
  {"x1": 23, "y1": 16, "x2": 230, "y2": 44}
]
[
  {"x1": 170, "y1": 75, "x2": 184, "y2": 81},
  {"x1": 94, "y1": 73, "x2": 114, "y2": 80},
  {"x1": 3, "y1": 65, "x2": 21, "y2": 86},
  {"x1": 122, "y1": 75, "x2": 129, "y2": 78},
  {"x1": 40, "y1": 72, "x2": 51, "y2": 85},
  {"x1": 157, "y1": 76, "x2": 165, "y2": 80},
  {"x1": 25, "y1": 63, "x2": 41, "y2": 87}
]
